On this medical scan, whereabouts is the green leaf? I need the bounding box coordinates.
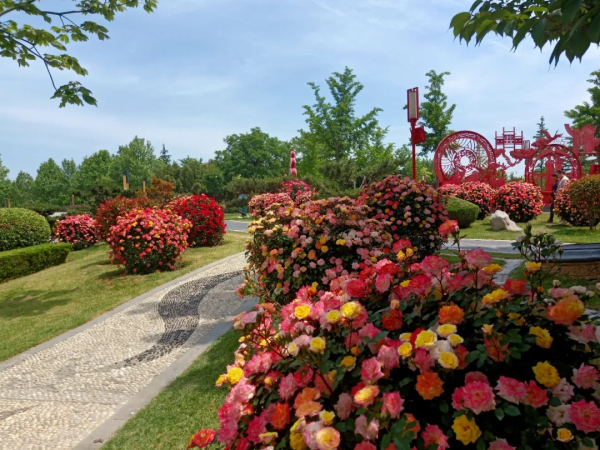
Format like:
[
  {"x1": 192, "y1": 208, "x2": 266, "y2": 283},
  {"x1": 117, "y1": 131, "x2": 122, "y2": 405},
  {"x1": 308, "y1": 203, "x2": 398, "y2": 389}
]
[
  {"x1": 504, "y1": 405, "x2": 521, "y2": 417},
  {"x1": 582, "y1": 438, "x2": 595, "y2": 448},
  {"x1": 476, "y1": 438, "x2": 486, "y2": 450},
  {"x1": 530, "y1": 18, "x2": 547, "y2": 45},
  {"x1": 589, "y1": 13, "x2": 600, "y2": 42},
  {"x1": 381, "y1": 434, "x2": 392, "y2": 450},
  {"x1": 561, "y1": 0, "x2": 583, "y2": 25},
  {"x1": 470, "y1": 0, "x2": 484, "y2": 13},
  {"x1": 549, "y1": 397, "x2": 562, "y2": 407},
  {"x1": 440, "y1": 402, "x2": 449, "y2": 414},
  {"x1": 392, "y1": 437, "x2": 411, "y2": 450},
  {"x1": 495, "y1": 407, "x2": 505, "y2": 421},
  {"x1": 450, "y1": 12, "x2": 473, "y2": 31}
]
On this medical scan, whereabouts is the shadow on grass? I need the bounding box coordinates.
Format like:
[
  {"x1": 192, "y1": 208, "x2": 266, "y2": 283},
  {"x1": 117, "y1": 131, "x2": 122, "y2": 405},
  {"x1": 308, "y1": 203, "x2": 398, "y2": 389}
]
[
  {"x1": 79, "y1": 260, "x2": 113, "y2": 269},
  {"x1": 0, "y1": 289, "x2": 76, "y2": 318},
  {"x1": 96, "y1": 268, "x2": 127, "y2": 280}
]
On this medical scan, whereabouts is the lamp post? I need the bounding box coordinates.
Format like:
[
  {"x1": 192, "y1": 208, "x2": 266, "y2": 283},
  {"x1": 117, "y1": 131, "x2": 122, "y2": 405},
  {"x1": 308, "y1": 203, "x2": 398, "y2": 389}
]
[
  {"x1": 407, "y1": 87, "x2": 426, "y2": 180},
  {"x1": 122, "y1": 170, "x2": 130, "y2": 191}
]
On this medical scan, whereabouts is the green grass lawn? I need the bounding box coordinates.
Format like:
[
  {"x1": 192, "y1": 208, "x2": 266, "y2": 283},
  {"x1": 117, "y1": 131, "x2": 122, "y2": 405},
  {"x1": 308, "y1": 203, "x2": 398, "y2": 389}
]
[
  {"x1": 440, "y1": 253, "x2": 507, "y2": 266},
  {"x1": 224, "y1": 213, "x2": 254, "y2": 222},
  {"x1": 461, "y1": 212, "x2": 600, "y2": 244},
  {"x1": 0, "y1": 234, "x2": 248, "y2": 362},
  {"x1": 103, "y1": 329, "x2": 239, "y2": 450}
]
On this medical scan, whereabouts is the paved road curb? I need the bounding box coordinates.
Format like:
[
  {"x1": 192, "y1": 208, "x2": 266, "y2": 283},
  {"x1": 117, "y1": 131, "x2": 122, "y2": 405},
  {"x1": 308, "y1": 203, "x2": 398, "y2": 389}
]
[{"x1": 0, "y1": 251, "x2": 246, "y2": 373}]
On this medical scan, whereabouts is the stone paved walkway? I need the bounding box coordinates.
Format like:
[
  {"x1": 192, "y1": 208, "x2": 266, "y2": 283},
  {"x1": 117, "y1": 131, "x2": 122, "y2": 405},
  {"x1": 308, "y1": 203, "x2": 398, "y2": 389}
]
[{"x1": 0, "y1": 254, "x2": 248, "y2": 450}]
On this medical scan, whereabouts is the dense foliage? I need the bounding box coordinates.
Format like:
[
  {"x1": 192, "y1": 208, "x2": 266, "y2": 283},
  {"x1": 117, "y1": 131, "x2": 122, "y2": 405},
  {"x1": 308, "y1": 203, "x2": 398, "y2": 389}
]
[
  {"x1": 491, "y1": 182, "x2": 544, "y2": 223},
  {"x1": 445, "y1": 196, "x2": 479, "y2": 228},
  {"x1": 0, "y1": 208, "x2": 50, "y2": 251},
  {"x1": 567, "y1": 175, "x2": 600, "y2": 230},
  {"x1": 358, "y1": 175, "x2": 448, "y2": 258},
  {"x1": 54, "y1": 214, "x2": 99, "y2": 251},
  {"x1": 190, "y1": 225, "x2": 600, "y2": 450},
  {"x1": 241, "y1": 197, "x2": 393, "y2": 305},
  {"x1": 107, "y1": 208, "x2": 191, "y2": 274},
  {"x1": 248, "y1": 193, "x2": 294, "y2": 218},
  {"x1": 0, "y1": 243, "x2": 71, "y2": 283},
  {"x1": 169, "y1": 194, "x2": 226, "y2": 247}
]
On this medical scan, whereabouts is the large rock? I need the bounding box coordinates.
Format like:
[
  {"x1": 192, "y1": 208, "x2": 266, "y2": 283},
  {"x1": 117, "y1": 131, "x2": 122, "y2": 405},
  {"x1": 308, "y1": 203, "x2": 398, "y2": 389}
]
[{"x1": 489, "y1": 210, "x2": 523, "y2": 232}]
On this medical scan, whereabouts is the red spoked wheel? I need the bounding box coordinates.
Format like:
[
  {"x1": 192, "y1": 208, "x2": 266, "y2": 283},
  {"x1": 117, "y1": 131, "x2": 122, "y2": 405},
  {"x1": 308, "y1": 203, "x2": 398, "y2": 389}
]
[{"x1": 434, "y1": 131, "x2": 496, "y2": 185}]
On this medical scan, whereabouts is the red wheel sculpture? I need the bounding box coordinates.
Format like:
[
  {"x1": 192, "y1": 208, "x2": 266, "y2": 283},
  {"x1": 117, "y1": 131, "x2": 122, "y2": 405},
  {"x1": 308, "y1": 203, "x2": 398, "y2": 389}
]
[
  {"x1": 525, "y1": 144, "x2": 582, "y2": 205},
  {"x1": 434, "y1": 131, "x2": 496, "y2": 185}
]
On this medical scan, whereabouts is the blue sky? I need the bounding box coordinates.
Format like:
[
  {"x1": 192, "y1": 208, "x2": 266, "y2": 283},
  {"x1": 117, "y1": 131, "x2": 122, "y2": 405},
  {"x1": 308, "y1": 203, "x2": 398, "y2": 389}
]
[{"x1": 2, "y1": 0, "x2": 600, "y2": 179}]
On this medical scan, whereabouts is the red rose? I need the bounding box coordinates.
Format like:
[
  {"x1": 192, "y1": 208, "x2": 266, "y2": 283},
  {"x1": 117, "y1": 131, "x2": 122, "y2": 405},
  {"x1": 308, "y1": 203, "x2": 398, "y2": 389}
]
[{"x1": 382, "y1": 309, "x2": 403, "y2": 331}]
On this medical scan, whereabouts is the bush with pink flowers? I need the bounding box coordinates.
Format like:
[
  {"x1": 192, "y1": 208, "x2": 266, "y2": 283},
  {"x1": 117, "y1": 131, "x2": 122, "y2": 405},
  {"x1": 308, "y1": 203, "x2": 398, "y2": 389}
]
[
  {"x1": 54, "y1": 214, "x2": 99, "y2": 251},
  {"x1": 456, "y1": 182, "x2": 496, "y2": 220},
  {"x1": 279, "y1": 179, "x2": 318, "y2": 204},
  {"x1": 189, "y1": 225, "x2": 600, "y2": 450},
  {"x1": 107, "y1": 208, "x2": 191, "y2": 274},
  {"x1": 358, "y1": 175, "x2": 449, "y2": 258},
  {"x1": 169, "y1": 194, "x2": 226, "y2": 247},
  {"x1": 554, "y1": 183, "x2": 595, "y2": 227},
  {"x1": 248, "y1": 192, "x2": 294, "y2": 218},
  {"x1": 437, "y1": 183, "x2": 462, "y2": 197},
  {"x1": 491, "y1": 182, "x2": 544, "y2": 223}
]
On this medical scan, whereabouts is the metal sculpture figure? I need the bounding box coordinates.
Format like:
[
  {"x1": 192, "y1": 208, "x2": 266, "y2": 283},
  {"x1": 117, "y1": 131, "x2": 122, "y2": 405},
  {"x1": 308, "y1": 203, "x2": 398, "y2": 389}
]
[{"x1": 290, "y1": 150, "x2": 297, "y2": 177}]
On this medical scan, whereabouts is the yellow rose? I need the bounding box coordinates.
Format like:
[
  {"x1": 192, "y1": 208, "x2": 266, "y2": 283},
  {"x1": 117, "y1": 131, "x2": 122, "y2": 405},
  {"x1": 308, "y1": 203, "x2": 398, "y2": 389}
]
[
  {"x1": 452, "y1": 416, "x2": 481, "y2": 445},
  {"x1": 391, "y1": 299, "x2": 400, "y2": 310},
  {"x1": 336, "y1": 239, "x2": 346, "y2": 245},
  {"x1": 226, "y1": 367, "x2": 244, "y2": 384},
  {"x1": 482, "y1": 288, "x2": 510, "y2": 305},
  {"x1": 398, "y1": 342, "x2": 413, "y2": 358},
  {"x1": 259, "y1": 432, "x2": 278, "y2": 444},
  {"x1": 556, "y1": 428, "x2": 573, "y2": 442},
  {"x1": 290, "y1": 432, "x2": 307, "y2": 450},
  {"x1": 290, "y1": 418, "x2": 305, "y2": 433},
  {"x1": 309, "y1": 337, "x2": 326, "y2": 353},
  {"x1": 319, "y1": 410, "x2": 336, "y2": 425},
  {"x1": 482, "y1": 264, "x2": 503, "y2": 274},
  {"x1": 406, "y1": 248, "x2": 414, "y2": 257},
  {"x1": 315, "y1": 427, "x2": 340, "y2": 450},
  {"x1": 287, "y1": 342, "x2": 299, "y2": 357},
  {"x1": 341, "y1": 302, "x2": 361, "y2": 319},
  {"x1": 525, "y1": 261, "x2": 542, "y2": 273},
  {"x1": 321, "y1": 245, "x2": 329, "y2": 253},
  {"x1": 354, "y1": 385, "x2": 379, "y2": 405},
  {"x1": 415, "y1": 330, "x2": 437, "y2": 348},
  {"x1": 482, "y1": 324, "x2": 494, "y2": 334},
  {"x1": 396, "y1": 250, "x2": 406, "y2": 260},
  {"x1": 400, "y1": 280, "x2": 410, "y2": 288},
  {"x1": 400, "y1": 332, "x2": 412, "y2": 341},
  {"x1": 295, "y1": 305, "x2": 311, "y2": 320},
  {"x1": 328, "y1": 370, "x2": 337, "y2": 383},
  {"x1": 319, "y1": 236, "x2": 327, "y2": 244},
  {"x1": 529, "y1": 326, "x2": 553, "y2": 349},
  {"x1": 340, "y1": 355, "x2": 356, "y2": 370},
  {"x1": 533, "y1": 361, "x2": 560, "y2": 388},
  {"x1": 437, "y1": 324, "x2": 457, "y2": 338},
  {"x1": 438, "y1": 351, "x2": 459, "y2": 369},
  {"x1": 215, "y1": 374, "x2": 227, "y2": 386},
  {"x1": 508, "y1": 313, "x2": 526, "y2": 326},
  {"x1": 448, "y1": 334, "x2": 464, "y2": 347},
  {"x1": 326, "y1": 310, "x2": 342, "y2": 324}
]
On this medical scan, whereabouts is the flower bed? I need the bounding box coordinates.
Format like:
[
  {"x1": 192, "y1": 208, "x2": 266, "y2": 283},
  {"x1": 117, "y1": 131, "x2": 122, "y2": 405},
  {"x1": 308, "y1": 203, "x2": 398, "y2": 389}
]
[
  {"x1": 248, "y1": 193, "x2": 294, "y2": 218},
  {"x1": 107, "y1": 208, "x2": 191, "y2": 274},
  {"x1": 54, "y1": 214, "x2": 99, "y2": 251},
  {"x1": 358, "y1": 175, "x2": 448, "y2": 258},
  {"x1": 491, "y1": 182, "x2": 544, "y2": 223},
  {"x1": 169, "y1": 194, "x2": 226, "y2": 247},
  {"x1": 190, "y1": 225, "x2": 600, "y2": 450}
]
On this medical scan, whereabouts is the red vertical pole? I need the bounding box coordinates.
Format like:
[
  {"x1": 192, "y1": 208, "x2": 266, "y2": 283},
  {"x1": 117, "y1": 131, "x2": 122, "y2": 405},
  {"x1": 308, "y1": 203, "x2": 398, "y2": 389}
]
[{"x1": 411, "y1": 121, "x2": 417, "y2": 180}]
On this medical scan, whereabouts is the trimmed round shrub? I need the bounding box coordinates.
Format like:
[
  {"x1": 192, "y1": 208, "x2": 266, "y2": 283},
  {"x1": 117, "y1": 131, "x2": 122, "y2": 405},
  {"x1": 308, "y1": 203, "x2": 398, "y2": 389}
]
[
  {"x1": 491, "y1": 181, "x2": 544, "y2": 223},
  {"x1": 553, "y1": 182, "x2": 597, "y2": 227},
  {"x1": 567, "y1": 174, "x2": 600, "y2": 230},
  {"x1": 0, "y1": 208, "x2": 51, "y2": 251},
  {"x1": 446, "y1": 196, "x2": 479, "y2": 228},
  {"x1": 107, "y1": 208, "x2": 191, "y2": 274},
  {"x1": 279, "y1": 179, "x2": 317, "y2": 203},
  {"x1": 169, "y1": 194, "x2": 226, "y2": 247},
  {"x1": 55, "y1": 214, "x2": 99, "y2": 251},
  {"x1": 248, "y1": 192, "x2": 293, "y2": 218},
  {"x1": 241, "y1": 197, "x2": 393, "y2": 304},
  {"x1": 456, "y1": 181, "x2": 495, "y2": 220},
  {"x1": 198, "y1": 240, "x2": 600, "y2": 450},
  {"x1": 358, "y1": 175, "x2": 449, "y2": 258}
]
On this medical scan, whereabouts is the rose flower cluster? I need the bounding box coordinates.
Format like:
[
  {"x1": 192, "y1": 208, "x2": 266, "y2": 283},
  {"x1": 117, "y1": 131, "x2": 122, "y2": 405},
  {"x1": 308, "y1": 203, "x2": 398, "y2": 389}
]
[
  {"x1": 491, "y1": 182, "x2": 544, "y2": 223},
  {"x1": 169, "y1": 194, "x2": 226, "y2": 247},
  {"x1": 54, "y1": 214, "x2": 99, "y2": 251}
]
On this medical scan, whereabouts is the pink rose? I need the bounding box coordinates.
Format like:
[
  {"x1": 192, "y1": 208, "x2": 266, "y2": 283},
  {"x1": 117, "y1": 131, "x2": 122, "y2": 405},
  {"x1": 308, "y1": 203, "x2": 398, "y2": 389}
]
[
  {"x1": 464, "y1": 248, "x2": 493, "y2": 269},
  {"x1": 495, "y1": 377, "x2": 525, "y2": 404},
  {"x1": 488, "y1": 439, "x2": 516, "y2": 450},
  {"x1": 355, "y1": 415, "x2": 379, "y2": 441},
  {"x1": 462, "y1": 381, "x2": 496, "y2": 414},
  {"x1": 570, "y1": 399, "x2": 600, "y2": 433},
  {"x1": 572, "y1": 364, "x2": 600, "y2": 389},
  {"x1": 360, "y1": 357, "x2": 385, "y2": 384},
  {"x1": 381, "y1": 392, "x2": 404, "y2": 419},
  {"x1": 421, "y1": 424, "x2": 449, "y2": 450},
  {"x1": 334, "y1": 393, "x2": 354, "y2": 420}
]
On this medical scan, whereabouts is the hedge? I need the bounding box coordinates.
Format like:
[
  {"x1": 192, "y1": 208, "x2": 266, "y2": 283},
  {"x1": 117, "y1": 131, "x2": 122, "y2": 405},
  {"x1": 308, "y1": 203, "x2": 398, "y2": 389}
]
[
  {"x1": 0, "y1": 243, "x2": 72, "y2": 283},
  {"x1": 445, "y1": 196, "x2": 479, "y2": 228},
  {"x1": 0, "y1": 208, "x2": 51, "y2": 251}
]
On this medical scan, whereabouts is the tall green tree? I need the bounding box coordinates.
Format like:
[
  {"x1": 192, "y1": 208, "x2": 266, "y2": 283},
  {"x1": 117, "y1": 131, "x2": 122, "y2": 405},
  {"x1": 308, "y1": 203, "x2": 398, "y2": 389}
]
[
  {"x1": 201, "y1": 162, "x2": 225, "y2": 199},
  {"x1": 0, "y1": 153, "x2": 12, "y2": 205},
  {"x1": 214, "y1": 128, "x2": 290, "y2": 183},
  {"x1": 13, "y1": 171, "x2": 34, "y2": 206},
  {"x1": 565, "y1": 70, "x2": 600, "y2": 133},
  {"x1": 450, "y1": 1, "x2": 600, "y2": 65},
  {"x1": 110, "y1": 137, "x2": 158, "y2": 191},
  {"x1": 72, "y1": 149, "x2": 114, "y2": 193},
  {"x1": 61, "y1": 158, "x2": 77, "y2": 184},
  {"x1": 176, "y1": 157, "x2": 204, "y2": 194},
  {"x1": 34, "y1": 158, "x2": 69, "y2": 204},
  {"x1": 0, "y1": 0, "x2": 157, "y2": 106},
  {"x1": 417, "y1": 70, "x2": 456, "y2": 156},
  {"x1": 159, "y1": 144, "x2": 171, "y2": 165},
  {"x1": 533, "y1": 116, "x2": 548, "y2": 140}
]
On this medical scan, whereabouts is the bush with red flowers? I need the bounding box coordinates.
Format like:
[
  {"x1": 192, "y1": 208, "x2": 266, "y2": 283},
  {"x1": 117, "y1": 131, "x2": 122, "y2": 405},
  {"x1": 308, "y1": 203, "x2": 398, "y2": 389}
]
[
  {"x1": 554, "y1": 183, "x2": 597, "y2": 227},
  {"x1": 95, "y1": 196, "x2": 145, "y2": 239},
  {"x1": 455, "y1": 182, "x2": 495, "y2": 220},
  {"x1": 279, "y1": 179, "x2": 318, "y2": 204},
  {"x1": 567, "y1": 174, "x2": 600, "y2": 230},
  {"x1": 107, "y1": 208, "x2": 191, "y2": 274},
  {"x1": 241, "y1": 197, "x2": 393, "y2": 304},
  {"x1": 491, "y1": 181, "x2": 544, "y2": 223},
  {"x1": 358, "y1": 175, "x2": 449, "y2": 258},
  {"x1": 248, "y1": 192, "x2": 294, "y2": 218},
  {"x1": 169, "y1": 194, "x2": 226, "y2": 247},
  {"x1": 437, "y1": 183, "x2": 462, "y2": 197},
  {"x1": 54, "y1": 214, "x2": 99, "y2": 251}
]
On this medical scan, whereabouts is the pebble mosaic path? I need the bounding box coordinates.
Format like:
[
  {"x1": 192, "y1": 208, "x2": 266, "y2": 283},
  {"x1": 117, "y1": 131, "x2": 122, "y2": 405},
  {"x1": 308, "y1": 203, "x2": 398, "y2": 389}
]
[{"x1": 0, "y1": 253, "x2": 249, "y2": 450}]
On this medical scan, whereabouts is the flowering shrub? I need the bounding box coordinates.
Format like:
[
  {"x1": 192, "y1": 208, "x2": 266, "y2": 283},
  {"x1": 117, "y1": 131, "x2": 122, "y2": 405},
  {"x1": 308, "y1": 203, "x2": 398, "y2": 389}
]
[
  {"x1": 280, "y1": 179, "x2": 318, "y2": 204},
  {"x1": 567, "y1": 175, "x2": 600, "y2": 230},
  {"x1": 554, "y1": 183, "x2": 596, "y2": 227},
  {"x1": 191, "y1": 225, "x2": 600, "y2": 450},
  {"x1": 455, "y1": 182, "x2": 495, "y2": 220},
  {"x1": 95, "y1": 196, "x2": 145, "y2": 239},
  {"x1": 248, "y1": 193, "x2": 294, "y2": 218},
  {"x1": 107, "y1": 208, "x2": 191, "y2": 274},
  {"x1": 169, "y1": 194, "x2": 226, "y2": 247},
  {"x1": 437, "y1": 184, "x2": 462, "y2": 197},
  {"x1": 54, "y1": 214, "x2": 99, "y2": 251},
  {"x1": 358, "y1": 175, "x2": 448, "y2": 258},
  {"x1": 491, "y1": 182, "x2": 544, "y2": 223},
  {"x1": 241, "y1": 197, "x2": 393, "y2": 304}
]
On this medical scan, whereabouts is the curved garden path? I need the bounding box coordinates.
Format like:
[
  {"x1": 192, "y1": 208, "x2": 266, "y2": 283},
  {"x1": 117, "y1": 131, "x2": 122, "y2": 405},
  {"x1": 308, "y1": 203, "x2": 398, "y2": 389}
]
[{"x1": 0, "y1": 253, "x2": 253, "y2": 450}]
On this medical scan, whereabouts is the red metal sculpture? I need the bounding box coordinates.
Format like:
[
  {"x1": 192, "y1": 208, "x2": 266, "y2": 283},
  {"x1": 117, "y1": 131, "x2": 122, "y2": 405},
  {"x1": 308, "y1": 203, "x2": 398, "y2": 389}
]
[{"x1": 434, "y1": 131, "x2": 495, "y2": 185}]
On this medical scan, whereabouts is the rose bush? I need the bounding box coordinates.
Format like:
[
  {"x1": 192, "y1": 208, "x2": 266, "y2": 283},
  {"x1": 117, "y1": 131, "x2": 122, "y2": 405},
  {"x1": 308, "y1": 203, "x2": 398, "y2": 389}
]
[
  {"x1": 437, "y1": 184, "x2": 462, "y2": 198},
  {"x1": 553, "y1": 183, "x2": 597, "y2": 227},
  {"x1": 169, "y1": 194, "x2": 226, "y2": 247},
  {"x1": 455, "y1": 182, "x2": 495, "y2": 220},
  {"x1": 95, "y1": 196, "x2": 146, "y2": 239},
  {"x1": 280, "y1": 179, "x2": 318, "y2": 204},
  {"x1": 358, "y1": 176, "x2": 449, "y2": 258},
  {"x1": 107, "y1": 208, "x2": 191, "y2": 274},
  {"x1": 249, "y1": 193, "x2": 294, "y2": 218},
  {"x1": 491, "y1": 182, "x2": 544, "y2": 223},
  {"x1": 567, "y1": 175, "x2": 600, "y2": 230},
  {"x1": 190, "y1": 224, "x2": 600, "y2": 450},
  {"x1": 54, "y1": 214, "x2": 99, "y2": 251},
  {"x1": 240, "y1": 197, "x2": 394, "y2": 305}
]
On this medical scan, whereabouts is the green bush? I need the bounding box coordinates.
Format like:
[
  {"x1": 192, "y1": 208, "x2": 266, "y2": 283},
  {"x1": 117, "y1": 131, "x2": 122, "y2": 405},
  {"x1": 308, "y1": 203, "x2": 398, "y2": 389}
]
[
  {"x1": 0, "y1": 243, "x2": 71, "y2": 283},
  {"x1": 445, "y1": 196, "x2": 479, "y2": 228},
  {"x1": 0, "y1": 208, "x2": 51, "y2": 251}
]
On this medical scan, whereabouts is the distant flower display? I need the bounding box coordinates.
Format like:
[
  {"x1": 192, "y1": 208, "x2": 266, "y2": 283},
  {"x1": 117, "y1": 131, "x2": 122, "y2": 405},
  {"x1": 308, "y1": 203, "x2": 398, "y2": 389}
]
[
  {"x1": 491, "y1": 182, "x2": 544, "y2": 223},
  {"x1": 55, "y1": 214, "x2": 99, "y2": 251}
]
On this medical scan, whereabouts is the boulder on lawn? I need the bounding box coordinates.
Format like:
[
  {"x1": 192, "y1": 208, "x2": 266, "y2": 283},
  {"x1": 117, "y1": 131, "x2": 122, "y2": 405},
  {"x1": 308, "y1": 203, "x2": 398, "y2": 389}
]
[{"x1": 489, "y1": 210, "x2": 523, "y2": 232}]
